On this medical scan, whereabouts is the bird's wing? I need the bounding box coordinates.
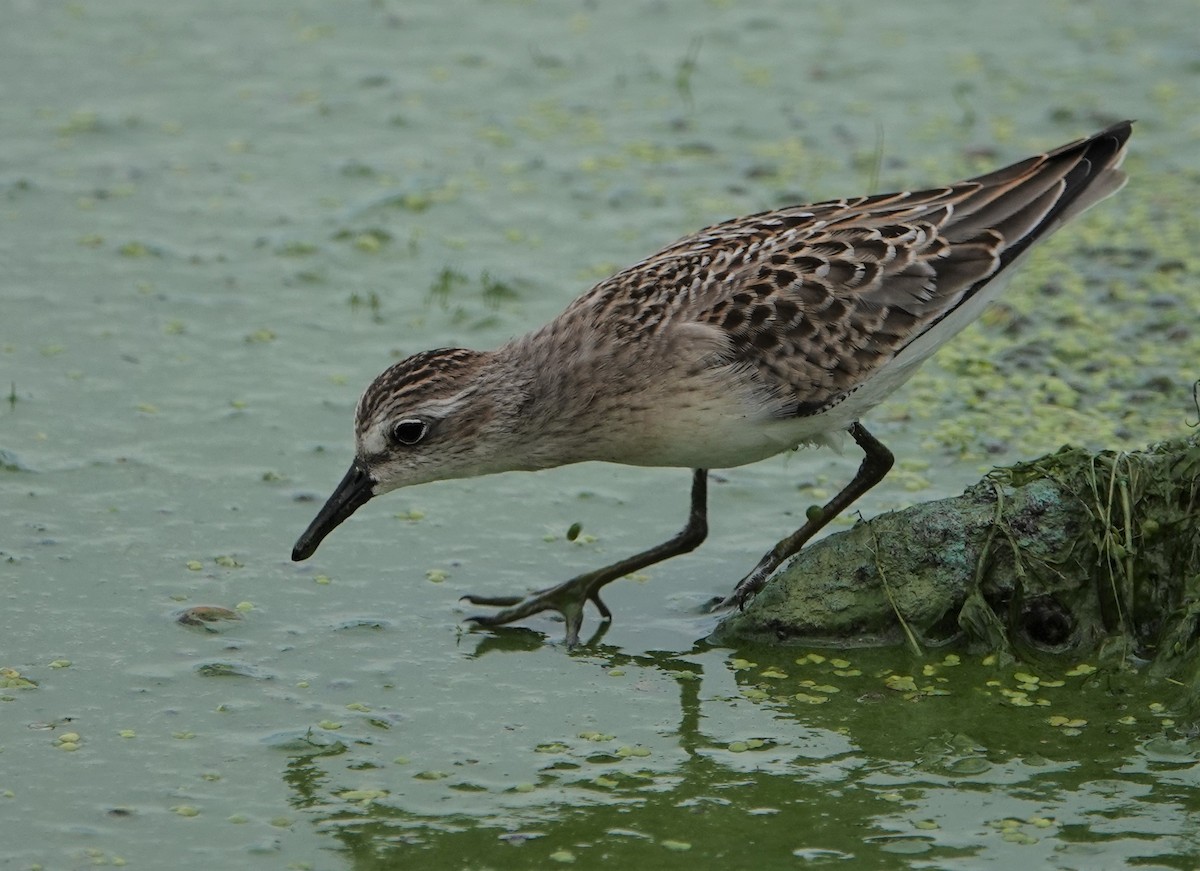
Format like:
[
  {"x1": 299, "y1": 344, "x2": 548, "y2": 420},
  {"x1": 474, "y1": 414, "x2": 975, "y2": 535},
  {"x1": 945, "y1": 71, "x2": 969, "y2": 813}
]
[{"x1": 570, "y1": 122, "x2": 1131, "y2": 417}]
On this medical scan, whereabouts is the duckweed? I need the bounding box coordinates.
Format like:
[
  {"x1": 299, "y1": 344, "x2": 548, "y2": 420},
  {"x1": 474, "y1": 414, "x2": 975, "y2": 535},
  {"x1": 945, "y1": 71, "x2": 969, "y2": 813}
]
[
  {"x1": 0, "y1": 668, "x2": 36, "y2": 689},
  {"x1": 339, "y1": 789, "x2": 388, "y2": 803},
  {"x1": 413, "y1": 771, "x2": 449, "y2": 781},
  {"x1": 793, "y1": 692, "x2": 830, "y2": 705}
]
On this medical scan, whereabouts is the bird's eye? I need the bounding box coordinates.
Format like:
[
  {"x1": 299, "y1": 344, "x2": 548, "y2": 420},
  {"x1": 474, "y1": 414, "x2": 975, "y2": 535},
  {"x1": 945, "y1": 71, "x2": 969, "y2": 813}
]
[{"x1": 391, "y1": 419, "x2": 428, "y2": 446}]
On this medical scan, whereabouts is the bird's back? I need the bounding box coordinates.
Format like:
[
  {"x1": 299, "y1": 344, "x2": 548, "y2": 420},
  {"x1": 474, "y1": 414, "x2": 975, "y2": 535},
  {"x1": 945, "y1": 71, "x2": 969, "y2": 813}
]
[{"x1": 562, "y1": 122, "x2": 1131, "y2": 421}]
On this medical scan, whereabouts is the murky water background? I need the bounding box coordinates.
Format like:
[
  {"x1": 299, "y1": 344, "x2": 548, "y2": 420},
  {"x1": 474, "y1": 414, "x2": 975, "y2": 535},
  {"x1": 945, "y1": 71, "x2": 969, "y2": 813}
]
[{"x1": 3, "y1": 1, "x2": 1199, "y2": 868}]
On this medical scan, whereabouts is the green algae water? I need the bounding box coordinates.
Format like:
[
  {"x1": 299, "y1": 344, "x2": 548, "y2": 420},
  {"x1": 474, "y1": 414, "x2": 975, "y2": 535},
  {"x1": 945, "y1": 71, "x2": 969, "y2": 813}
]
[{"x1": 3, "y1": 1, "x2": 1200, "y2": 868}]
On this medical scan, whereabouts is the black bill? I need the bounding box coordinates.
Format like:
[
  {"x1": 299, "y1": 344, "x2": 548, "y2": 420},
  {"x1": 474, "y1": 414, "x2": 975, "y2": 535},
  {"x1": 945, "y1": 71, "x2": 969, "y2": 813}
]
[{"x1": 292, "y1": 460, "x2": 375, "y2": 561}]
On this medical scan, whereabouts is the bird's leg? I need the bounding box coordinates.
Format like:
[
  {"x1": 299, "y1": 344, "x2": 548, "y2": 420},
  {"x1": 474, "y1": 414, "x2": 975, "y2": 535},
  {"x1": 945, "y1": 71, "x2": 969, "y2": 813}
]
[
  {"x1": 463, "y1": 469, "x2": 709, "y2": 647},
  {"x1": 722, "y1": 422, "x2": 894, "y2": 610}
]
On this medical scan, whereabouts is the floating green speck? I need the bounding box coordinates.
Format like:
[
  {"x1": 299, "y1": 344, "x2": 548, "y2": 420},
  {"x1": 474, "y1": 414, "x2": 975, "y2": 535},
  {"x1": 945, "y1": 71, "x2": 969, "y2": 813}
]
[
  {"x1": 793, "y1": 692, "x2": 829, "y2": 705},
  {"x1": 947, "y1": 757, "x2": 991, "y2": 775},
  {"x1": 615, "y1": 745, "x2": 650, "y2": 758},
  {"x1": 1002, "y1": 831, "x2": 1038, "y2": 845},
  {"x1": 244, "y1": 328, "x2": 276, "y2": 344},
  {"x1": 338, "y1": 789, "x2": 387, "y2": 803},
  {"x1": 578, "y1": 732, "x2": 614, "y2": 742}
]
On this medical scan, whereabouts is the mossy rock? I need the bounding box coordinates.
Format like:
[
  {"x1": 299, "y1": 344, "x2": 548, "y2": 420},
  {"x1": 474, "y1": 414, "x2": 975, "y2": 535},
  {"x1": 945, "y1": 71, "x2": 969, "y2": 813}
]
[{"x1": 714, "y1": 434, "x2": 1200, "y2": 692}]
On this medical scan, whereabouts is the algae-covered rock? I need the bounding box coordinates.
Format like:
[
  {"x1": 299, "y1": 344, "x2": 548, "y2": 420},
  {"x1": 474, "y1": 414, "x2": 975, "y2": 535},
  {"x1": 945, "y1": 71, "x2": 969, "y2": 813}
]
[{"x1": 715, "y1": 435, "x2": 1200, "y2": 683}]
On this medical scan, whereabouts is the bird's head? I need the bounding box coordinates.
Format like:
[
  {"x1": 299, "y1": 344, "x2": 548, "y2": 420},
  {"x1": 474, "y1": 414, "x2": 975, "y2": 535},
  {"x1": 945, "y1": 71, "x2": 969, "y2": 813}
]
[{"x1": 292, "y1": 347, "x2": 506, "y2": 561}]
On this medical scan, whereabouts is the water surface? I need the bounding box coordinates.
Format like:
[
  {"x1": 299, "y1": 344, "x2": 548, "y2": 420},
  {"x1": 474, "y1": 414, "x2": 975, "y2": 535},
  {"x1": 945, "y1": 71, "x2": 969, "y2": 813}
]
[{"x1": 3, "y1": 1, "x2": 1199, "y2": 868}]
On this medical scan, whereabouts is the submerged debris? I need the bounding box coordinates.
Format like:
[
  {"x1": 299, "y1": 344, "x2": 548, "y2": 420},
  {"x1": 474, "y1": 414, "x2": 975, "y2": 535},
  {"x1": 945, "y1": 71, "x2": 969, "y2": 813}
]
[{"x1": 176, "y1": 605, "x2": 242, "y2": 629}]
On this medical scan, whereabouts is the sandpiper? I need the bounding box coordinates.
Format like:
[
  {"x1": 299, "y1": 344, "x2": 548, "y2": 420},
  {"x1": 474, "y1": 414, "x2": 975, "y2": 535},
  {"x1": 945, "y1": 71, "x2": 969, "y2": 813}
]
[{"x1": 294, "y1": 122, "x2": 1131, "y2": 647}]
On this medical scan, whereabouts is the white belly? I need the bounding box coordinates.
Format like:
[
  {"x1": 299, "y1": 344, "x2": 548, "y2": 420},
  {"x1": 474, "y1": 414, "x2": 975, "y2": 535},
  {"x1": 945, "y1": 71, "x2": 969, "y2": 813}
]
[
  {"x1": 588, "y1": 352, "x2": 928, "y2": 470},
  {"x1": 592, "y1": 382, "x2": 858, "y2": 470}
]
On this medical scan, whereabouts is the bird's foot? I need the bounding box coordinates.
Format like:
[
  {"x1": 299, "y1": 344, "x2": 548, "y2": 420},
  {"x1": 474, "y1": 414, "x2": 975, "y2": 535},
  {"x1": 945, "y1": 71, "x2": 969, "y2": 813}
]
[
  {"x1": 462, "y1": 572, "x2": 612, "y2": 648},
  {"x1": 718, "y1": 567, "x2": 772, "y2": 612}
]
